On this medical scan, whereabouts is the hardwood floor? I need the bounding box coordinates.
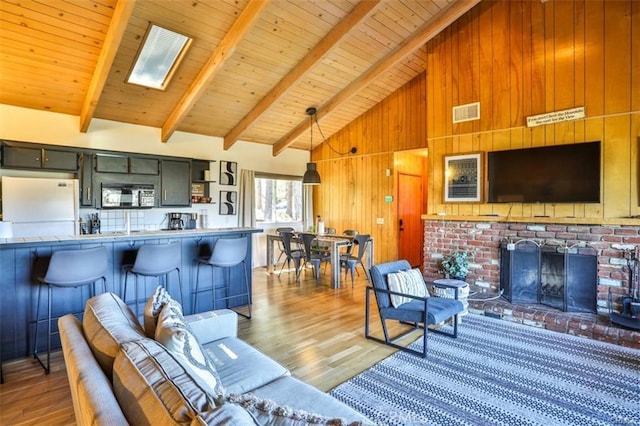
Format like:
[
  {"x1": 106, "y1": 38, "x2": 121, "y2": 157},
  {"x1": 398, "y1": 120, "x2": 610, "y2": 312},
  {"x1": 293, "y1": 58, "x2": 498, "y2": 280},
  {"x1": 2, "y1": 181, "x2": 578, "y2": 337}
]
[{"x1": 0, "y1": 265, "x2": 408, "y2": 425}]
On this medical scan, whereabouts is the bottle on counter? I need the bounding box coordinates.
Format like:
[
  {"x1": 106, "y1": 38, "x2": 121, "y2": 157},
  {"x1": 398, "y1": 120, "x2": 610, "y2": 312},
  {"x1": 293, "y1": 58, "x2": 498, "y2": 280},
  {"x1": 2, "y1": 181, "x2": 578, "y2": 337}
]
[
  {"x1": 317, "y1": 216, "x2": 325, "y2": 235},
  {"x1": 124, "y1": 211, "x2": 130, "y2": 235},
  {"x1": 200, "y1": 209, "x2": 208, "y2": 229}
]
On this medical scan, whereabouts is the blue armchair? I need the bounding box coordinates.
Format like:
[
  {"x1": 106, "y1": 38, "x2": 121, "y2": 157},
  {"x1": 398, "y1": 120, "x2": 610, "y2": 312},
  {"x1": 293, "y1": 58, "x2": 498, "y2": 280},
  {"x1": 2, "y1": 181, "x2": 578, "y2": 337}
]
[{"x1": 366, "y1": 260, "x2": 464, "y2": 357}]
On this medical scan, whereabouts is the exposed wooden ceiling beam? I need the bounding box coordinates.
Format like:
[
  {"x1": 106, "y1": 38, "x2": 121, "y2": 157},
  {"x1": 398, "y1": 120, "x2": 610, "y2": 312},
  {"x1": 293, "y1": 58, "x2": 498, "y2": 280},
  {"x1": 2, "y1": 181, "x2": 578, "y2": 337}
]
[
  {"x1": 223, "y1": 0, "x2": 382, "y2": 151},
  {"x1": 272, "y1": 0, "x2": 481, "y2": 156},
  {"x1": 79, "y1": 0, "x2": 136, "y2": 133},
  {"x1": 161, "y1": 0, "x2": 269, "y2": 143}
]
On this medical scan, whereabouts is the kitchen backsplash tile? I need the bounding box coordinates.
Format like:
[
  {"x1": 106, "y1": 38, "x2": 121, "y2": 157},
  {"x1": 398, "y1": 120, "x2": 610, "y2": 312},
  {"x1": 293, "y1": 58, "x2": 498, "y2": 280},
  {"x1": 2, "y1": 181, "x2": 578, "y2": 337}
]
[{"x1": 80, "y1": 205, "x2": 217, "y2": 233}]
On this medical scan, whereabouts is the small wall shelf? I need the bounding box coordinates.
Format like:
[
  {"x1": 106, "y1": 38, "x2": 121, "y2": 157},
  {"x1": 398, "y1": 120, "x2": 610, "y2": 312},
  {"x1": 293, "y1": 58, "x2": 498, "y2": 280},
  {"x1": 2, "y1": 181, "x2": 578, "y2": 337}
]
[{"x1": 191, "y1": 160, "x2": 216, "y2": 203}]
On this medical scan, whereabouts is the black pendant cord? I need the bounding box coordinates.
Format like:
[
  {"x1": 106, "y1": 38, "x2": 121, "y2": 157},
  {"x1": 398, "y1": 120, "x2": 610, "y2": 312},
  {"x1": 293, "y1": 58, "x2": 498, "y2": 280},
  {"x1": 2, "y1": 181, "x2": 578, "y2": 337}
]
[{"x1": 311, "y1": 113, "x2": 357, "y2": 156}]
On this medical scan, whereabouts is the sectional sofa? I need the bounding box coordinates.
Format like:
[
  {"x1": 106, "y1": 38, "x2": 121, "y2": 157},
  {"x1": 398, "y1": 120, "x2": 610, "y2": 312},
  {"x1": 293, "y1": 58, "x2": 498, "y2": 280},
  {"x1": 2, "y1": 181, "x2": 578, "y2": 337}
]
[{"x1": 58, "y1": 291, "x2": 369, "y2": 425}]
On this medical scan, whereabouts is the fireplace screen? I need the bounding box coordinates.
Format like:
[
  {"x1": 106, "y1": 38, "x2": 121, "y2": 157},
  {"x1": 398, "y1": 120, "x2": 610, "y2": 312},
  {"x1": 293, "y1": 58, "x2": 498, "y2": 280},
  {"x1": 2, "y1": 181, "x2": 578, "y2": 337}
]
[{"x1": 500, "y1": 240, "x2": 597, "y2": 313}]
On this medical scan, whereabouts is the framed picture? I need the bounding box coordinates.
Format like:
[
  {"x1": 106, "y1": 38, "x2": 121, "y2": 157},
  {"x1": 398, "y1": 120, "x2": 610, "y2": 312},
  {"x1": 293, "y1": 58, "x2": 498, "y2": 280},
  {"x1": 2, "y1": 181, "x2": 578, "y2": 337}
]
[
  {"x1": 219, "y1": 191, "x2": 237, "y2": 215},
  {"x1": 444, "y1": 153, "x2": 482, "y2": 202},
  {"x1": 219, "y1": 161, "x2": 237, "y2": 186}
]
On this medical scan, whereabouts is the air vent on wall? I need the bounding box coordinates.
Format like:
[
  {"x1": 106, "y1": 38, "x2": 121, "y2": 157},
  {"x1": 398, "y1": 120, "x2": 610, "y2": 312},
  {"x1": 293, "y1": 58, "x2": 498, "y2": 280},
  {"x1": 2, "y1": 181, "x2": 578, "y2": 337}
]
[{"x1": 452, "y1": 102, "x2": 480, "y2": 123}]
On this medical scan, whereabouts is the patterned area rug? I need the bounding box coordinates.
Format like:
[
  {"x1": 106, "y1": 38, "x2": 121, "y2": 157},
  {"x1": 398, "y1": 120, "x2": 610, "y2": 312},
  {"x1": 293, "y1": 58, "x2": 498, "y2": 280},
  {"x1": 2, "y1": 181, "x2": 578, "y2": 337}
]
[{"x1": 329, "y1": 314, "x2": 640, "y2": 426}]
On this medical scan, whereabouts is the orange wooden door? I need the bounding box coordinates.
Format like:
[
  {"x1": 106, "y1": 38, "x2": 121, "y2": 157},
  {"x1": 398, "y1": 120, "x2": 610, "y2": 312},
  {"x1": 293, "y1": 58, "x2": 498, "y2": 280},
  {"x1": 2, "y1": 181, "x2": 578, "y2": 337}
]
[{"x1": 398, "y1": 173, "x2": 423, "y2": 267}]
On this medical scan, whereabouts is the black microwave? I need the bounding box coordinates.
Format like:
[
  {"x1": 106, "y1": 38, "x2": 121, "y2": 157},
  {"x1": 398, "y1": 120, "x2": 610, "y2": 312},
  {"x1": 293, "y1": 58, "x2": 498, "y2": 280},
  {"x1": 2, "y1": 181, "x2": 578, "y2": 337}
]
[{"x1": 101, "y1": 184, "x2": 155, "y2": 209}]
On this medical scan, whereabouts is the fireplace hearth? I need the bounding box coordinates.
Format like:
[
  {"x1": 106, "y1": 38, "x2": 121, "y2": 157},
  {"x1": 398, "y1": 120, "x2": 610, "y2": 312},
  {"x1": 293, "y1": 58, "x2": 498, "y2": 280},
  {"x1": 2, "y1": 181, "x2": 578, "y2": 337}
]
[{"x1": 500, "y1": 239, "x2": 597, "y2": 313}]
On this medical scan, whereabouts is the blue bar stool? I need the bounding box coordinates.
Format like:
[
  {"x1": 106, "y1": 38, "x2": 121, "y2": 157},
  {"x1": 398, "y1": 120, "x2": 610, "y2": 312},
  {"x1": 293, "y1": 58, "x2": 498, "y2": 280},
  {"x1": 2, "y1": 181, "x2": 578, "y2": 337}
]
[
  {"x1": 34, "y1": 246, "x2": 108, "y2": 373},
  {"x1": 194, "y1": 236, "x2": 251, "y2": 318},
  {"x1": 123, "y1": 242, "x2": 183, "y2": 316}
]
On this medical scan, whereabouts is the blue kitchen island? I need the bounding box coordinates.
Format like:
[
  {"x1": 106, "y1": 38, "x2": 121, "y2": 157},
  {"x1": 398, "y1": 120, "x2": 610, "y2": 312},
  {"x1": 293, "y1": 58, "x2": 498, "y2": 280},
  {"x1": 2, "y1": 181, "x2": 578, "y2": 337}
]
[{"x1": 0, "y1": 227, "x2": 262, "y2": 363}]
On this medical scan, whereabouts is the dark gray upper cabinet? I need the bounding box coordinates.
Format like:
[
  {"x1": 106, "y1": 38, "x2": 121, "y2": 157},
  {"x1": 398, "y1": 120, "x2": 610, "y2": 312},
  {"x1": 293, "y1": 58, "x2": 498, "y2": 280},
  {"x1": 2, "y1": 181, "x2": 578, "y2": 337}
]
[
  {"x1": 42, "y1": 149, "x2": 78, "y2": 170},
  {"x1": 2, "y1": 145, "x2": 78, "y2": 171},
  {"x1": 129, "y1": 157, "x2": 159, "y2": 175},
  {"x1": 95, "y1": 154, "x2": 159, "y2": 175},
  {"x1": 95, "y1": 154, "x2": 128, "y2": 173},
  {"x1": 79, "y1": 153, "x2": 94, "y2": 207},
  {"x1": 161, "y1": 159, "x2": 191, "y2": 207},
  {"x1": 1, "y1": 141, "x2": 203, "y2": 209}
]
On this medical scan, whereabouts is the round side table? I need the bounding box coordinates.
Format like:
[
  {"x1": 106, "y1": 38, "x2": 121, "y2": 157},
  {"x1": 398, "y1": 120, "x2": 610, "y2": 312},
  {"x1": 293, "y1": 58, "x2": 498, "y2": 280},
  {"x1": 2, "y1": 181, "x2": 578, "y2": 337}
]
[{"x1": 432, "y1": 278, "x2": 469, "y2": 323}]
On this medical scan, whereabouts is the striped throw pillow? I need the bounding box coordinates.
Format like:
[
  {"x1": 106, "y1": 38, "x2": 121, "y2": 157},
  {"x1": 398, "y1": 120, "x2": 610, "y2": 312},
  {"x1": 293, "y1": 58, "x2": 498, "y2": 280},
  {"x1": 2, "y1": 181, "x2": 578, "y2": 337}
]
[
  {"x1": 155, "y1": 301, "x2": 225, "y2": 399},
  {"x1": 387, "y1": 268, "x2": 429, "y2": 308}
]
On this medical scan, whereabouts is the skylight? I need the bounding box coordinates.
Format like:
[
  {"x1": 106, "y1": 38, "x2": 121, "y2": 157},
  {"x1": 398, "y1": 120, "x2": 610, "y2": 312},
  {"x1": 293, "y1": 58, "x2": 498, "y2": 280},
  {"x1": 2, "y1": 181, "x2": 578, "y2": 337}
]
[{"x1": 127, "y1": 24, "x2": 192, "y2": 90}]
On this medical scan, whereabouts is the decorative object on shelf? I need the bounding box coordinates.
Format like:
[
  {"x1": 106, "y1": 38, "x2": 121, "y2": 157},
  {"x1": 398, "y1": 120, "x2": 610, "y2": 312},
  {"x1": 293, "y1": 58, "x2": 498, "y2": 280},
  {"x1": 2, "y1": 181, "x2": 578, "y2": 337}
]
[
  {"x1": 219, "y1": 161, "x2": 237, "y2": 186},
  {"x1": 220, "y1": 191, "x2": 237, "y2": 215},
  {"x1": 444, "y1": 153, "x2": 482, "y2": 202},
  {"x1": 302, "y1": 106, "x2": 357, "y2": 186},
  {"x1": 440, "y1": 250, "x2": 471, "y2": 280},
  {"x1": 191, "y1": 183, "x2": 205, "y2": 203}
]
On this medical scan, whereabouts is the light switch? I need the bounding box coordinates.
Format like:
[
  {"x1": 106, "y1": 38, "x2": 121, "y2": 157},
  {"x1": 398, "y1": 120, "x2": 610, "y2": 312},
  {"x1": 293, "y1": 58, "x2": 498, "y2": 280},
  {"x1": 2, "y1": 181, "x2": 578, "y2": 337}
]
[{"x1": 376, "y1": 218, "x2": 384, "y2": 225}]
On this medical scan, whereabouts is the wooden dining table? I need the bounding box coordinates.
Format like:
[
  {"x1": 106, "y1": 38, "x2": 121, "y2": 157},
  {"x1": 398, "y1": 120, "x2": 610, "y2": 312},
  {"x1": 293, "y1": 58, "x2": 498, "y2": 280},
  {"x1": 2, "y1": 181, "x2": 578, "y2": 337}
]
[{"x1": 266, "y1": 232, "x2": 373, "y2": 289}]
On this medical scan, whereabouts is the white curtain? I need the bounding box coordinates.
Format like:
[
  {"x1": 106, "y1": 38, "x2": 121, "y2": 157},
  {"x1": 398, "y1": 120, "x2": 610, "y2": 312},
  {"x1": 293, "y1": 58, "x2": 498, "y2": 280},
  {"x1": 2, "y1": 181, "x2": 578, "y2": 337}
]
[
  {"x1": 238, "y1": 169, "x2": 255, "y2": 227},
  {"x1": 302, "y1": 185, "x2": 314, "y2": 232}
]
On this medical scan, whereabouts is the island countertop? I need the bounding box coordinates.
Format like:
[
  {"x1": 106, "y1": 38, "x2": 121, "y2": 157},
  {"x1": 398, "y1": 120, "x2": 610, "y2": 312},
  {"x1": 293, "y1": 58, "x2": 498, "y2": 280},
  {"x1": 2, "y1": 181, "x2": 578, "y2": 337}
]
[
  {"x1": 0, "y1": 227, "x2": 263, "y2": 247},
  {"x1": 0, "y1": 227, "x2": 262, "y2": 363}
]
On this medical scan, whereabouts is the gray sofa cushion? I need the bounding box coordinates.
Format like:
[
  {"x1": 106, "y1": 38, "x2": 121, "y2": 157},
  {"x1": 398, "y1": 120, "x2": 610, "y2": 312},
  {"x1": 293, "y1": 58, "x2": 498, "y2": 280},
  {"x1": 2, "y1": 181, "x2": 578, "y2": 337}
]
[
  {"x1": 202, "y1": 337, "x2": 289, "y2": 395},
  {"x1": 83, "y1": 292, "x2": 146, "y2": 379},
  {"x1": 249, "y1": 376, "x2": 370, "y2": 423},
  {"x1": 113, "y1": 339, "x2": 221, "y2": 425}
]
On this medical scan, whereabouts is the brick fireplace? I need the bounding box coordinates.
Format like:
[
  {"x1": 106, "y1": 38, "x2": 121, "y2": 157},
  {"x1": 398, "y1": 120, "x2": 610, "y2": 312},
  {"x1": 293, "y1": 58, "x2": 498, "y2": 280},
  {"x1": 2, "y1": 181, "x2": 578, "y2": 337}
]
[{"x1": 422, "y1": 217, "x2": 640, "y2": 349}]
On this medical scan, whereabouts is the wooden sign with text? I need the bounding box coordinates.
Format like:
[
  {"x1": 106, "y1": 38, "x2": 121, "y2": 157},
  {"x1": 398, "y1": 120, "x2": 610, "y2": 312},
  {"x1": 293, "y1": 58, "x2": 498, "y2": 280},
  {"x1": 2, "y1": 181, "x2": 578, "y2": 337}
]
[{"x1": 526, "y1": 107, "x2": 585, "y2": 128}]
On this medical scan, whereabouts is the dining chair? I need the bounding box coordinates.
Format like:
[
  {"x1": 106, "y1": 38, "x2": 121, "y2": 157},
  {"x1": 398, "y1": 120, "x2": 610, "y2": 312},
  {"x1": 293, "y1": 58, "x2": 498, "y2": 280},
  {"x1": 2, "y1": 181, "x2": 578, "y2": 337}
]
[
  {"x1": 342, "y1": 229, "x2": 359, "y2": 256},
  {"x1": 340, "y1": 234, "x2": 370, "y2": 287},
  {"x1": 299, "y1": 232, "x2": 331, "y2": 282},
  {"x1": 278, "y1": 231, "x2": 305, "y2": 280},
  {"x1": 274, "y1": 227, "x2": 294, "y2": 267}
]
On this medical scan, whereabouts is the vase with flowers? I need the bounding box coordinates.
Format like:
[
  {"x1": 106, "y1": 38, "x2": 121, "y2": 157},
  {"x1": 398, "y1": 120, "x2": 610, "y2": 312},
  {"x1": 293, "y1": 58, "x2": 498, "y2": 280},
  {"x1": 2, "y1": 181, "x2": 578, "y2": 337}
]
[{"x1": 440, "y1": 250, "x2": 471, "y2": 280}]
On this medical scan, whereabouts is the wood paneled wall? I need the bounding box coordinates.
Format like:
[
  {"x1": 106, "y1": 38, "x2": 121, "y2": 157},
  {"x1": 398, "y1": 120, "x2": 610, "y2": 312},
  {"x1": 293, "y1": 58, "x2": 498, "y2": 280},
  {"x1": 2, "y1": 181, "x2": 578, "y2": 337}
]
[
  {"x1": 315, "y1": 0, "x2": 640, "y2": 263},
  {"x1": 314, "y1": 73, "x2": 427, "y2": 263},
  {"x1": 427, "y1": 0, "x2": 640, "y2": 219}
]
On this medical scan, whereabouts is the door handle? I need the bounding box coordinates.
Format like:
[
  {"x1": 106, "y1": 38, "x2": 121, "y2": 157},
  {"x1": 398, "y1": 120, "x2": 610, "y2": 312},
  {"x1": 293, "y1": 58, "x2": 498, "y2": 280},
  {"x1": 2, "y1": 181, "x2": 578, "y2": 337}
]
[{"x1": 399, "y1": 218, "x2": 404, "y2": 231}]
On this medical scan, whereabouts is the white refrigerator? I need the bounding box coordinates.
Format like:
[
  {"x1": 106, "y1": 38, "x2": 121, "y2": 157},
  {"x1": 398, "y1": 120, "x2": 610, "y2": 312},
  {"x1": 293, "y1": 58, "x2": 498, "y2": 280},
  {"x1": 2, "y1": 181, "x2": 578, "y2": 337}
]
[{"x1": 1, "y1": 176, "x2": 79, "y2": 238}]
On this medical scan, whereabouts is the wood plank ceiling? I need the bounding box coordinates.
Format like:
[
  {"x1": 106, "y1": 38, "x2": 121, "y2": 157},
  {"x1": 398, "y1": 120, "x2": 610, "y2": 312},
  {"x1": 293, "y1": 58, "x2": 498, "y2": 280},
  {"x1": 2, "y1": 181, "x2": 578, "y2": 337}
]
[{"x1": 0, "y1": 0, "x2": 479, "y2": 155}]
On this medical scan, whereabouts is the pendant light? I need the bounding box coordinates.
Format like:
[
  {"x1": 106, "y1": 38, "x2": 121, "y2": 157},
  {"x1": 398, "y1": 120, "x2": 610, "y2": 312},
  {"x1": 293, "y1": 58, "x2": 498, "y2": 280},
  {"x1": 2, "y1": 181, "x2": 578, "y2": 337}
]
[
  {"x1": 301, "y1": 106, "x2": 357, "y2": 185},
  {"x1": 302, "y1": 107, "x2": 321, "y2": 185}
]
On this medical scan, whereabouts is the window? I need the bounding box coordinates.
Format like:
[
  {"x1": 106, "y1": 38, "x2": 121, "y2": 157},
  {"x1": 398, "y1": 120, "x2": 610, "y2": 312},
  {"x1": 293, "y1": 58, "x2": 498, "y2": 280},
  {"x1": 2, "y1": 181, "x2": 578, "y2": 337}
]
[
  {"x1": 255, "y1": 175, "x2": 302, "y2": 224},
  {"x1": 127, "y1": 24, "x2": 192, "y2": 90}
]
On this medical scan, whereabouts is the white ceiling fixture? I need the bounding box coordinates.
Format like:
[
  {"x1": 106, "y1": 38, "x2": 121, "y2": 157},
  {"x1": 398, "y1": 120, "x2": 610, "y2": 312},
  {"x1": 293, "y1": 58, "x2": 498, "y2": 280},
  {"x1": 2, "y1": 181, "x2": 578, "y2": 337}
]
[{"x1": 127, "y1": 24, "x2": 193, "y2": 90}]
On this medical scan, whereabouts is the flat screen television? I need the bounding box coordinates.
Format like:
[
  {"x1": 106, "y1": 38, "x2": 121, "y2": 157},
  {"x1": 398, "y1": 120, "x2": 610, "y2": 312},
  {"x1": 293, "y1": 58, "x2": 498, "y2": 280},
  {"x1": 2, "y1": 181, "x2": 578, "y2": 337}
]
[{"x1": 487, "y1": 141, "x2": 601, "y2": 203}]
